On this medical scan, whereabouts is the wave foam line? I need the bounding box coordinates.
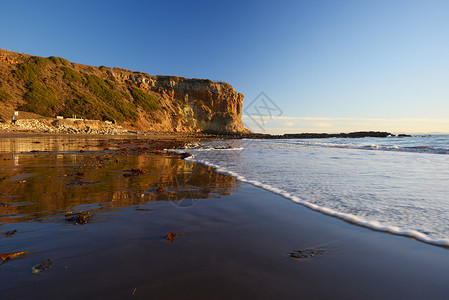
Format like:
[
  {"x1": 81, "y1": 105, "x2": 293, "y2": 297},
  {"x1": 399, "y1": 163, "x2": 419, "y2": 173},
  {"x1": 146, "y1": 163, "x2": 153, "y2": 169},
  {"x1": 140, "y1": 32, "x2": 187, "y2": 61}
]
[
  {"x1": 185, "y1": 147, "x2": 244, "y2": 152},
  {"x1": 290, "y1": 141, "x2": 449, "y2": 155},
  {"x1": 184, "y1": 155, "x2": 449, "y2": 248}
]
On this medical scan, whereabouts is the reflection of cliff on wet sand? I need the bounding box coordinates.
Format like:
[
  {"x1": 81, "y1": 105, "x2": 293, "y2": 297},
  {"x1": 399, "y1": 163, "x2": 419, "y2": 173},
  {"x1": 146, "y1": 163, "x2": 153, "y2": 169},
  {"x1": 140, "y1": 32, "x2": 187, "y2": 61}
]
[
  {"x1": 0, "y1": 138, "x2": 239, "y2": 225},
  {"x1": 0, "y1": 134, "x2": 196, "y2": 154},
  {"x1": 0, "y1": 136, "x2": 107, "y2": 153}
]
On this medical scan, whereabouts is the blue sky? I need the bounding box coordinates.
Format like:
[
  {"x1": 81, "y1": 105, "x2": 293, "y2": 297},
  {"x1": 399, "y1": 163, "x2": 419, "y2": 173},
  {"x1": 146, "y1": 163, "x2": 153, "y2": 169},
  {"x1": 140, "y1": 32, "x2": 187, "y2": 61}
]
[{"x1": 2, "y1": 0, "x2": 448, "y2": 133}]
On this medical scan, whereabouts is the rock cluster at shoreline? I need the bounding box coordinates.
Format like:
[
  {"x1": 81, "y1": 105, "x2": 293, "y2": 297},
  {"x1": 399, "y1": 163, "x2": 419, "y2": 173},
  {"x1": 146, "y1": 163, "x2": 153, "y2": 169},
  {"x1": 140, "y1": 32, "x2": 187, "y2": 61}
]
[
  {"x1": 0, "y1": 119, "x2": 412, "y2": 139},
  {"x1": 0, "y1": 118, "x2": 132, "y2": 135},
  {"x1": 209, "y1": 131, "x2": 411, "y2": 139}
]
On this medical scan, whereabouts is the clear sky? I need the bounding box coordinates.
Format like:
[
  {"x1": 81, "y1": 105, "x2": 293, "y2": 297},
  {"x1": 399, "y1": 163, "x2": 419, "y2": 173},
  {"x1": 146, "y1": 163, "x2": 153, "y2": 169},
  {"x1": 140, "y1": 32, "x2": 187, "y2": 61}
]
[{"x1": 2, "y1": 0, "x2": 449, "y2": 133}]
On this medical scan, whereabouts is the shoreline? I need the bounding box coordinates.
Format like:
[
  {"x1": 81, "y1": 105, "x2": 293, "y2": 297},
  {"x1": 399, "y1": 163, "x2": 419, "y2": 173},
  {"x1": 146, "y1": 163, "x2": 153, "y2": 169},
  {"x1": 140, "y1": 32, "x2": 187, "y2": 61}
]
[
  {"x1": 1, "y1": 117, "x2": 412, "y2": 140},
  {"x1": 1, "y1": 135, "x2": 449, "y2": 299},
  {"x1": 188, "y1": 156, "x2": 449, "y2": 249},
  {"x1": 2, "y1": 183, "x2": 449, "y2": 298}
]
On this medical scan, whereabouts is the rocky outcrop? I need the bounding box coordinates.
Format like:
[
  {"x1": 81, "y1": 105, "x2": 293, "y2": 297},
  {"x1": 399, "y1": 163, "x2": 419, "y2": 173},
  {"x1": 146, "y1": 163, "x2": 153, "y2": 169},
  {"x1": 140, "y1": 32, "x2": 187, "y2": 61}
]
[
  {"x1": 0, "y1": 49, "x2": 249, "y2": 134},
  {"x1": 0, "y1": 118, "x2": 129, "y2": 135},
  {"x1": 205, "y1": 131, "x2": 400, "y2": 139},
  {"x1": 0, "y1": 53, "x2": 18, "y2": 65},
  {"x1": 109, "y1": 71, "x2": 247, "y2": 133},
  {"x1": 281, "y1": 131, "x2": 395, "y2": 139}
]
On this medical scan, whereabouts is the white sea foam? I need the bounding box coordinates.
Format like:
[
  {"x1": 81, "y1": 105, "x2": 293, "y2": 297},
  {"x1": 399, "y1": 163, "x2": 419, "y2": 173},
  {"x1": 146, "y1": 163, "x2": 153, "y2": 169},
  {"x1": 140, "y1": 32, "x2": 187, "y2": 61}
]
[
  {"x1": 183, "y1": 147, "x2": 244, "y2": 152},
  {"x1": 174, "y1": 135, "x2": 449, "y2": 248},
  {"x1": 289, "y1": 140, "x2": 449, "y2": 154},
  {"x1": 185, "y1": 155, "x2": 449, "y2": 247}
]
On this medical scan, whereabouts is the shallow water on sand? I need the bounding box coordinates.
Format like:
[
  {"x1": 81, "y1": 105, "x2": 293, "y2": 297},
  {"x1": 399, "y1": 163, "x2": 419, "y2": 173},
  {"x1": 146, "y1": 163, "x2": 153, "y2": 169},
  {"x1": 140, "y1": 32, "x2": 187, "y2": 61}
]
[
  {"x1": 0, "y1": 136, "x2": 238, "y2": 225},
  {"x1": 184, "y1": 136, "x2": 449, "y2": 246},
  {"x1": 3, "y1": 136, "x2": 449, "y2": 299}
]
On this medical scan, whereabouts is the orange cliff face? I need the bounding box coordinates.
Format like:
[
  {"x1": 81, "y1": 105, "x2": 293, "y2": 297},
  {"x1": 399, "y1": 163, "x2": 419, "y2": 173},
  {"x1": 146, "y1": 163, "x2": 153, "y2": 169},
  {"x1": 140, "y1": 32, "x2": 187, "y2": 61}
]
[
  {"x1": 110, "y1": 70, "x2": 249, "y2": 133},
  {"x1": 0, "y1": 49, "x2": 250, "y2": 134}
]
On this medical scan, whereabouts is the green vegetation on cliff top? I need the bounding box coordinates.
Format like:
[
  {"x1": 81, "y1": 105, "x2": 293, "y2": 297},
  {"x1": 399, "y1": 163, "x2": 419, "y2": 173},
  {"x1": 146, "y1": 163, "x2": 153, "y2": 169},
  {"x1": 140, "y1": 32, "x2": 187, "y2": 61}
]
[
  {"x1": 131, "y1": 88, "x2": 159, "y2": 112},
  {"x1": 84, "y1": 75, "x2": 138, "y2": 120},
  {"x1": 0, "y1": 89, "x2": 12, "y2": 102},
  {"x1": 48, "y1": 56, "x2": 70, "y2": 66},
  {"x1": 11, "y1": 55, "x2": 162, "y2": 122},
  {"x1": 61, "y1": 66, "x2": 84, "y2": 84},
  {"x1": 14, "y1": 56, "x2": 62, "y2": 116}
]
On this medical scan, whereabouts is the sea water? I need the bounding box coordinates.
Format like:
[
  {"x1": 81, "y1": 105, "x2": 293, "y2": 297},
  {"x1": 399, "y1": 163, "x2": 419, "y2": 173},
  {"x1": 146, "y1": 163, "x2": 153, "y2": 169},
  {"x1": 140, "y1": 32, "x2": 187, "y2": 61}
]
[{"x1": 181, "y1": 135, "x2": 449, "y2": 247}]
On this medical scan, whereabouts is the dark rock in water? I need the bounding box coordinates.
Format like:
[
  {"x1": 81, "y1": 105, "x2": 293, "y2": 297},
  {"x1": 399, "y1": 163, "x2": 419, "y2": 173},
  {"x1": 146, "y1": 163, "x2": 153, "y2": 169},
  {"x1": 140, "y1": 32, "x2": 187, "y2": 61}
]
[
  {"x1": 165, "y1": 232, "x2": 177, "y2": 243},
  {"x1": 123, "y1": 167, "x2": 146, "y2": 177},
  {"x1": 290, "y1": 248, "x2": 325, "y2": 259},
  {"x1": 146, "y1": 186, "x2": 165, "y2": 193},
  {"x1": 178, "y1": 152, "x2": 191, "y2": 159},
  {"x1": 65, "y1": 211, "x2": 91, "y2": 225},
  {"x1": 32, "y1": 259, "x2": 53, "y2": 274},
  {"x1": 135, "y1": 207, "x2": 153, "y2": 211},
  {"x1": 2, "y1": 229, "x2": 17, "y2": 237},
  {"x1": 398, "y1": 134, "x2": 412, "y2": 137}
]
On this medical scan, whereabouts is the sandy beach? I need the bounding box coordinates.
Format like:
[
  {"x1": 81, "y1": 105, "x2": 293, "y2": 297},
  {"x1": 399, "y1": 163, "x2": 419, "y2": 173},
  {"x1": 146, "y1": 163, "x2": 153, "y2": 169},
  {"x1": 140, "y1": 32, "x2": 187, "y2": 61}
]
[
  {"x1": 3, "y1": 2, "x2": 449, "y2": 298},
  {"x1": 1, "y1": 134, "x2": 449, "y2": 299}
]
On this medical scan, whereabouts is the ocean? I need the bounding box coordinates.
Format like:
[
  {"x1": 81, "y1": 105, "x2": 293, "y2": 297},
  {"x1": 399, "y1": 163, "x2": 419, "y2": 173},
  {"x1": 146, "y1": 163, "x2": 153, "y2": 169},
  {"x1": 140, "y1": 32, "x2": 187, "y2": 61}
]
[{"x1": 181, "y1": 135, "x2": 449, "y2": 247}]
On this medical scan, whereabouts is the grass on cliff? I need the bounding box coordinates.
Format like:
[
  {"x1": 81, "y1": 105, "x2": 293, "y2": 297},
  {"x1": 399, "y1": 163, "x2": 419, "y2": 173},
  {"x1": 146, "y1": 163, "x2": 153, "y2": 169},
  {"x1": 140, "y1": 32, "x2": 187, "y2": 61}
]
[
  {"x1": 99, "y1": 65, "x2": 110, "y2": 72},
  {"x1": 9, "y1": 55, "x2": 175, "y2": 122},
  {"x1": 14, "y1": 56, "x2": 64, "y2": 116},
  {"x1": 13, "y1": 56, "x2": 138, "y2": 121},
  {"x1": 192, "y1": 78, "x2": 213, "y2": 84},
  {"x1": 84, "y1": 75, "x2": 137, "y2": 121},
  {"x1": 85, "y1": 75, "x2": 119, "y2": 102},
  {"x1": 23, "y1": 83, "x2": 60, "y2": 112},
  {"x1": 61, "y1": 69, "x2": 133, "y2": 121},
  {"x1": 59, "y1": 92, "x2": 128, "y2": 121},
  {"x1": 131, "y1": 88, "x2": 159, "y2": 112},
  {"x1": 61, "y1": 66, "x2": 84, "y2": 84},
  {"x1": 14, "y1": 56, "x2": 50, "y2": 83},
  {"x1": 0, "y1": 89, "x2": 12, "y2": 102},
  {"x1": 48, "y1": 56, "x2": 70, "y2": 66},
  {"x1": 21, "y1": 82, "x2": 62, "y2": 116}
]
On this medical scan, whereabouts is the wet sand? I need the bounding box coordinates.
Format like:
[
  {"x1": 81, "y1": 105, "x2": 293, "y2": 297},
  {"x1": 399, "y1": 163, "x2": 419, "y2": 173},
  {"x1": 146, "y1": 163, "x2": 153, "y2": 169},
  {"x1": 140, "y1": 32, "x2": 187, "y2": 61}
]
[{"x1": 1, "y1": 135, "x2": 449, "y2": 299}]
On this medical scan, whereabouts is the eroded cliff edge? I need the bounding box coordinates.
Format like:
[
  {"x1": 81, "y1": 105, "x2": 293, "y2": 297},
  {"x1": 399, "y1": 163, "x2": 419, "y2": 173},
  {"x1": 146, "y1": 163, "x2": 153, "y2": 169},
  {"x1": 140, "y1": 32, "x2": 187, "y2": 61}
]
[{"x1": 0, "y1": 49, "x2": 249, "y2": 133}]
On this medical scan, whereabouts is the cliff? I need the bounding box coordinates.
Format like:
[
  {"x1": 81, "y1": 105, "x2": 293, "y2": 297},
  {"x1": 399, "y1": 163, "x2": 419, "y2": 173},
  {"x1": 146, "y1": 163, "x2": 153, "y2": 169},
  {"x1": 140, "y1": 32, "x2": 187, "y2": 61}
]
[{"x1": 0, "y1": 49, "x2": 249, "y2": 133}]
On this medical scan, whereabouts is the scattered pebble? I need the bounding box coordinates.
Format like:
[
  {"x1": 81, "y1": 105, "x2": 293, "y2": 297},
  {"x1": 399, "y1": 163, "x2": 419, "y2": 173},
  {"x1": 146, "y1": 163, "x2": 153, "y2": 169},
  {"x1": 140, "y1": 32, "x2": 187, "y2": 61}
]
[
  {"x1": 2, "y1": 229, "x2": 18, "y2": 238},
  {"x1": 146, "y1": 186, "x2": 165, "y2": 193},
  {"x1": 135, "y1": 207, "x2": 152, "y2": 211},
  {"x1": 290, "y1": 248, "x2": 325, "y2": 259},
  {"x1": 32, "y1": 259, "x2": 53, "y2": 274},
  {"x1": 123, "y1": 167, "x2": 147, "y2": 177},
  {"x1": 65, "y1": 211, "x2": 91, "y2": 225},
  {"x1": 165, "y1": 232, "x2": 177, "y2": 243}
]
